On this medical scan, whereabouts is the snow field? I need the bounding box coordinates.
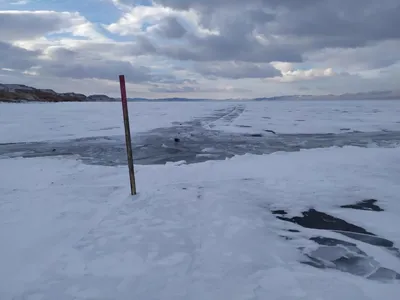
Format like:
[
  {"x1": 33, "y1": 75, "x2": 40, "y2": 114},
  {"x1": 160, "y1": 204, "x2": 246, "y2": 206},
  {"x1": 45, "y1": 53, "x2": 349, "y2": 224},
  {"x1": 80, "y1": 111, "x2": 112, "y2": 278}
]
[{"x1": 1, "y1": 145, "x2": 400, "y2": 299}]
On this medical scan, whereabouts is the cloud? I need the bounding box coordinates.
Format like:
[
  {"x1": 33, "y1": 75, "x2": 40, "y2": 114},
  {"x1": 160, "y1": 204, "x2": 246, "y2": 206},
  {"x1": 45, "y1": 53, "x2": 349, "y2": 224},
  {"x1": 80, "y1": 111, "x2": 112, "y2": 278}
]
[
  {"x1": 106, "y1": 4, "x2": 303, "y2": 63},
  {"x1": 124, "y1": 33, "x2": 303, "y2": 63},
  {"x1": 148, "y1": 84, "x2": 198, "y2": 93},
  {"x1": 194, "y1": 61, "x2": 281, "y2": 79},
  {"x1": 106, "y1": 4, "x2": 213, "y2": 38},
  {"x1": 0, "y1": 0, "x2": 400, "y2": 98},
  {"x1": 273, "y1": 1, "x2": 400, "y2": 46},
  {"x1": 0, "y1": 10, "x2": 99, "y2": 41},
  {"x1": 39, "y1": 58, "x2": 152, "y2": 83},
  {"x1": 106, "y1": 5, "x2": 175, "y2": 35},
  {"x1": 1, "y1": 38, "x2": 184, "y2": 85},
  {"x1": 124, "y1": 0, "x2": 318, "y2": 11},
  {"x1": 8, "y1": 0, "x2": 29, "y2": 5},
  {"x1": 148, "y1": 82, "x2": 251, "y2": 94},
  {"x1": 111, "y1": 0, "x2": 400, "y2": 63},
  {"x1": 0, "y1": 41, "x2": 39, "y2": 70},
  {"x1": 150, "y1": 16, "x2": 187, "y2": 38},
  {"x1": 307, "y1": 40, "x2": 400, "y2": 71},
  {"x1": 36, "y1": 46, "x2": 184, "y2": 84},
  {"x1": 270, "y1": 63, "x2": 340, "y2": 82}
]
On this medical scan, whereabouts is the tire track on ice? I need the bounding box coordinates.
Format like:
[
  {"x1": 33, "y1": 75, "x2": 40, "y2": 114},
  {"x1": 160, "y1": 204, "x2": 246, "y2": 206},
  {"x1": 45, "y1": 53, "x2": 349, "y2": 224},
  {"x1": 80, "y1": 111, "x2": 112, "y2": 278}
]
[{"x1": 201, "y1": 104, "x2": 246, "y2": 130}]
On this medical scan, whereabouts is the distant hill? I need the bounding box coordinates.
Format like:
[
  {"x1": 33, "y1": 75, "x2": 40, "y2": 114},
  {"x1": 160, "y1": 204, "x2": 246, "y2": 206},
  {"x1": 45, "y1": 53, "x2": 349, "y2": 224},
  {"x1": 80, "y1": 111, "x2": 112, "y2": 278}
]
[
  {"x1": 0, "y1": 83, "x2": 117, "y2": 103},
  {"x1": 260, "y1": 90, "x2": 400, "y2": 101},
  {"x1": 129, "y1": 91, "x2": 400, "y2": 101},
  {"x1": 1, "y1": 82, "x2": 399, "y2": 102}
]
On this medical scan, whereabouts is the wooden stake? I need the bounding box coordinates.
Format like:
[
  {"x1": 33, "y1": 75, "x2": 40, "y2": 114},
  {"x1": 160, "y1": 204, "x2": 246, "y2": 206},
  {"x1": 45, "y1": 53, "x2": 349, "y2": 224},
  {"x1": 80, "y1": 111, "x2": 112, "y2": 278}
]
[{"x1": 119, "y1": 75, "x2": 137, "y2": 195}]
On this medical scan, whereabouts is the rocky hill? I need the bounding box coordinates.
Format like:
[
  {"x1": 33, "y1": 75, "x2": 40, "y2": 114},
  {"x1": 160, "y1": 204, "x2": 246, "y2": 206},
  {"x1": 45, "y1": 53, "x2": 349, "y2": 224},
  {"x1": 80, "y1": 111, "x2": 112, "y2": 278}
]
[
  {"x1": 2, "y1": 82, "x2": 399, "y2": 103},
  {"x1": 0, "y1": 83, "x2": 117, "y2": 102}
]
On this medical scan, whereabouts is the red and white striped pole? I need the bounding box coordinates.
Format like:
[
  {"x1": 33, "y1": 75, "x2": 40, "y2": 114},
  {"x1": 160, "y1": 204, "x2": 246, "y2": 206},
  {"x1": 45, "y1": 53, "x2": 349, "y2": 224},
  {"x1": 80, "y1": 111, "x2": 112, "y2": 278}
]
[{"x1": 119, "y1": 75, "x2": 137, "y2": 195}]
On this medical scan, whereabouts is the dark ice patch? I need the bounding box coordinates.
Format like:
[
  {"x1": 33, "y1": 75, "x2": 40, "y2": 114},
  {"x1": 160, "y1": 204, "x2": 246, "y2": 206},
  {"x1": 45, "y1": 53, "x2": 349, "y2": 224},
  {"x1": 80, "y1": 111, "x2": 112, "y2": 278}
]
[
  {"x1": 249, "y1": 134, "x2": 263, "y2": 137},
  {"x1": 276, "y1": 209, "x2": 374, "y2": 236},
  {"x1": 340, "y1": 231, "x2": 394, "y2": 248},
  {"x1": 2, "y1": 105, "x2": 400, "y2": 166},
  {"x1": 340, "y1": 199, "x2": 384, "y2": 212},
  {"x1": 275, "y1": 208, "x2": 398, "y2": 249},
  {"x1": 279, "y1": 235, "x2": 293, "y2": 241},
  {"x1": 271, "y1": 210, "x2": 288, "y2": 216},
  {"x1": 264, "y1": 129, "x2": 276, "y2": 134}
]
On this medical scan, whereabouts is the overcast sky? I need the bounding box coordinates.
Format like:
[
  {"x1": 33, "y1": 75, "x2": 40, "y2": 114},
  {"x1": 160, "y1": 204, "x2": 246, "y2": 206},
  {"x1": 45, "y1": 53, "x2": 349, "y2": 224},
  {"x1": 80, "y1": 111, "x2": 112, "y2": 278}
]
[{"x1": 0, "y1": 0, "x2": 399, "y2": 98}]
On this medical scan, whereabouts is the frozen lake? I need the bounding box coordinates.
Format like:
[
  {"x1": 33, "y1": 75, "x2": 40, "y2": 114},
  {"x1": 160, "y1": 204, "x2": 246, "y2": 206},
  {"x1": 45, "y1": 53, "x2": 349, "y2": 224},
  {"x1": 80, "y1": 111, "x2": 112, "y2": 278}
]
[
  {"x1": 1, "y1": 101, "x2": 400, "y2": 165},
  {"x1": 1, "y1": 100, "x2": 400, "y2": 300}
]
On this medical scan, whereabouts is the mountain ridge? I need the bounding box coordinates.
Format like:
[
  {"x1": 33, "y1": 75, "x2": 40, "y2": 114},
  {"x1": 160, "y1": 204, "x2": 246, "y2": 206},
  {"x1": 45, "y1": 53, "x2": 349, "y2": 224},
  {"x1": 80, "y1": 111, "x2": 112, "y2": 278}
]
[
  {"x1": 1, "y1": 83, "x2": 399, "y2": 102},
  {"x1": 0, "y1": 83, "x2": 117, "y2": 103}
]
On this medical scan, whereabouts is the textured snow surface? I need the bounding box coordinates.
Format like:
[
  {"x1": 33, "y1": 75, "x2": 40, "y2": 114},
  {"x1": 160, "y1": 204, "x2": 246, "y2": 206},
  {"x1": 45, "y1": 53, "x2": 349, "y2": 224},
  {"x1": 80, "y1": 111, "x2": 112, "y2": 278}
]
[
  {"x1": 1, "y1": 100, "x2": 400, "y2": 144},
  {"x1": 1, "y1": 146, "x2": 400, "y2": 299},
  {"x1": 1, "y1": 101, "x2": 400, "y2": 299},
  {"x1": 0, "y1": 102, "x2": 228, "y2": 143},
  {"x1": 204, "y1": 100, "x2": 400, "y2": 134}
]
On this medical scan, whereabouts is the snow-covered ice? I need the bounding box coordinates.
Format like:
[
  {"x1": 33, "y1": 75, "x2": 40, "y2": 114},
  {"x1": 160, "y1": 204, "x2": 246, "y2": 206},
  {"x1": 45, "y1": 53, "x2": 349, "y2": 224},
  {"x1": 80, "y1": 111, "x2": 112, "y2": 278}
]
[
  {"x1": 1, "y1": 100, "x2": 400, "y2": 144},
  {"x1": 1, "y1": 101, "x2": 400, "y2": 299},
  {"x1": 0, "y1": 102, "x2": 228, "y2": 143},
  {"x1": 204, "y1": 100, "x2": 400, "y2": 134},
  {"x1": 2, "y1": 101, "x2": 400, "y2": 166},
  {"x1": 2, "y1": 148, "x2": 400, "y2": 299}
]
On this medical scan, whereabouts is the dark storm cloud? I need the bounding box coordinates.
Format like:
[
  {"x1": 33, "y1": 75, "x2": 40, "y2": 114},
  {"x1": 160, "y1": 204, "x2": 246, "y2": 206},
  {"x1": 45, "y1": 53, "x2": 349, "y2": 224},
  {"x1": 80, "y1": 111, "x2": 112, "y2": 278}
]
[
  {"x1": 273, "y1": 0, "x2": 400, "y2": 48},
  {"x1": 37, "y1": 47, "x2": 182, "y2": 84},
  {"x1": 120, "y1": 0, "x2": 400, "y2": 65},
  {"x1": 129, "y1": 32, "x2": 303, "y2": 63},
  {"x1": 163, "y1": 36, "x2": 302, "y2": 63},
  {"x1": 153, "y1": 16, "x2": 187, "y2": 38},
  {"x1": 2, "y1": 0, "x2": 399, "y2": 93},
  {"x1": 194, "y1": 61, "x2": 281, "y2": 79},
  {"x1": 0, "y1": 11, "x2": 82, "y2": 41},
  {"x1": 0, "y1": 41, "x2": 39, "y2": 70},
  {"x1": 129, "y1": 36, "x2": 157, "y2": 55},
  {"x1": 40, "y1": 59, "x2": 153, "y2": 83}
]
